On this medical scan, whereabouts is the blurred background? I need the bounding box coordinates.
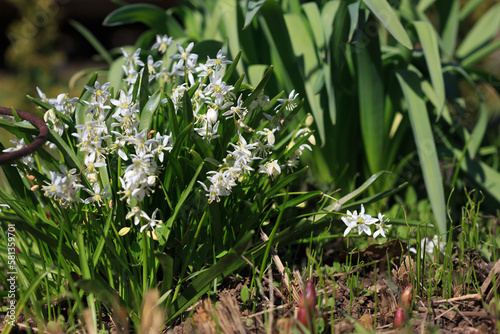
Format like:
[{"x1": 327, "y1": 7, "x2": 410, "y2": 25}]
[{"x1": 0, "y1": 0, "x2": 177, "y2": 111}]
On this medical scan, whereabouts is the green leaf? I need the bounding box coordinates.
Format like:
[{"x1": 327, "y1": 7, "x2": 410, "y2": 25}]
[
  {"x1": 77, "y1": 279, "x2": 124, "y2": 311},
  {"x1": 108, "y1": 55, "x2": 127, "y2": 93},
  {"x1": 70, "y1": 20, "x2": 113, "y2": 65},
  {"x1": 456, "y1": 3, "x2": 500, "y2": 59},
  {"x1": 459, "y1": 0, "x2": 484, "y2": 21},
  {"x1": 182, "y1": 87, "x2": 194, "y2": 125},
  {"x1": 461, "y1": 39, "x2": 500, "y2": 69},
  {"x1": 47, "y1": 128, "x2": 82, "y2": 170},
  {"x1": 417, "y1": 0, "x2": 436, "y2": 13},
  {"x1": 362, "y1": 0, "x2": 412, "y2": 49},
  {"x1": 139, "y1": 65, "x2": 150, "y2": 112},
  {"x1": 241, "y1": 285, "x2": 249, "y2": 303},
  {"x1": 284, "y1": 13, "x2": 324, "y2": 145},
  {"x1": 447, "y1": 146, "x2": 500, "y2": 206},
  {"x1": 222, "y1": 50, "x2": 242, "y2": 83},
  {"x1": 139, "y1": 90, "x2": 162, "y2": 132},
  {"x1": 243, "y1": 0, "x2": 267, "y2": 29},
  {"x1": 395, "y1": 70, "x2": 447, "y2": 238},
  {"x1": 264, "y1": 166, "x2": 308, "y2": 199},
  {"x1": 302, "y1": 2, "x2": 325, "y2": 51},
  {"x1": 321, "y1": 0, "x2": 341, "y2": 124},
  {"x1": 247, "y1": 64, "x2": 268, "y2": 88},
  {"x1": 326, "y1": 171, "x2": 389, "y2": 211},
  {"x1": 243, "y1": 65, "x2": 273, "y2": 108},
  {"x1": 347, "y1": 1, "x2": 361, "y2": 42},
  {"x1": 160, "y1": 162, "x2": 204, "y2": 244},
  {"x1": 436, "y1": 1, "x2": 459, "y2": 58},
  {"x1": 169, "y1": 231, "x2": 253, "y2": 319},
  {"x1": 103, "y1": 4, "x2": 168, "y2": 34},
  {"x1": 26, "y1": 95, "x2": 52, "y2": 111},
  {"x1": 355, "y1": 16, "x2": 385, "y2": 175},
  {"x1": 191, "y1": 40, "x2": 224, "y2": 62},
  {"x1": 466, "y1": 102, "x2": 487, "y2": 159},
  {"x1": 413, "y1": 21, "x2": 446, "y2": 115}
]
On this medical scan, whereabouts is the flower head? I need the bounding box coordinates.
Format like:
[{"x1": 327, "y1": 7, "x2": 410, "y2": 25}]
[
  {"x1": 341, "y1": 204, "x2": 378, "y2": 237},
  {"x1": 373, "y1": 212, "x2": 391, "y2": 238},
  {"x1": 151, "y1": 34, "x2": 173, "y2": 54}
]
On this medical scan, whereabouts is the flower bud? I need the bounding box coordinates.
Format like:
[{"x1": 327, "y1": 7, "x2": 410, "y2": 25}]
[
  {"x1": 401, "y1": 285, "x2": 413, "y2": 310},
  {"x1": 393, "y1": 307, "x2": 405, "y2": 329},
  {"x1": 297, "y1": 281, "x2": 317, "y2": 333}
]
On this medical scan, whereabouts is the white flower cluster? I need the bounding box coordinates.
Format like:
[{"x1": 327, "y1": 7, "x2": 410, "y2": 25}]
[
  {"x1": 341, "y1": 204, "x2": 391, "y2": 238},
  {"x1": 41, "y1": 166, "x2": 84, "y2": 206},
  {"x1": 32, "y1": 33, "x2": 313, "y2": 231}
]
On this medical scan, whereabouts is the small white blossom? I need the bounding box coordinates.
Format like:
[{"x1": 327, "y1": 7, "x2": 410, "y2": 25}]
[
  {"x1": 275, "y1": 90, "x2": 299, "y2": 111},
  {"x1": 151, "y1": 34, "x2": 173, "y2": 54},
  {"x1": 140, "y1": 208, "x2": 162, "y2": 233},
  {"x1": 341, "y1": 205, "x2": 378, "y2": 237},
  {"x1": 259, "y1": 160, "x2": 281, "y2": 180},
  {"x1": 373, "y1": 212, "x2": 391, "y2": 238}
]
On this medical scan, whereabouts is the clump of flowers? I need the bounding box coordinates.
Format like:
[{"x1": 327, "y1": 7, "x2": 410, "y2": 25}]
[
  {"x1": 341, "y1": 204, "x2": 391, "y2": 238},
  {"x1": 5, "y1": 34, "x2": 312, "y2": 237}
]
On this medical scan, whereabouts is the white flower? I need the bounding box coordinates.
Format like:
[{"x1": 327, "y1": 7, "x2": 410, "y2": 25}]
[
  {"x1": 126, "y1": 206, "x2": 144, "y2": 226},
  {"x1": 170, "y1": 42, "x2": 198, "y2": 68},
  {"x1": 207, "y1": 107, "x2": 218, "y2": 124},
  {"x1": 84, "y1": 81, "x2": 111, "y2": 105},
  {"x1": 151, "y1": 34, "x2": 173, "y2": 54},
  {"x1": 151, "y1": 132, "x2": 173, "y2": 163},
  {"x1": 147, "y1": 55, "x2": 163, "y2": 77},
  {"x1": 122, "y1": 48, "x2": 144, "y2": 67},
  {"x1": 205, "y1": 49, "x2": 232, "y2": 70},
  {"x1": 373, "y1": 212, "x2": 391, "y2": 238},
  {"x1": 0, "y1": 203, "x2": 11, "y2": 213},
  {"x1": 2, "y1": 137, "x2": 35, "y2": 168},
  {"x1": 222, "y1": 94, "x2": 246, "y2": 120},
  {"x1": 341, "y1": 204, "x2": 378, "y2": 237},
  {"x1": 84, "y1": 183, "x2": 111, "y2": 206},
  {"x1": 410, "y1": 235, "x2": 446, "y2": 258},
  {"x1": 275, "y1": 89, "x2": 299, "y2": 111},
  {"x1": 140, "y1": 208, "x2": 162, "y2": 233},
  {"x1": 259, "y1": 160, "x2": 281, "y2": 180},
  {"x1": 256, "y1": 128, "x2": 276, "y2": 146}
]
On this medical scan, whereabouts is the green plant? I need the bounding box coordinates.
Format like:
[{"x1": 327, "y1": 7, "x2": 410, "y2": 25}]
[
  {"x1": 102, "y1": 0, "x2": 500, "y2": 240},
  {"x1": 0, "y1": 25, "x2": 403, "y2": 330}
]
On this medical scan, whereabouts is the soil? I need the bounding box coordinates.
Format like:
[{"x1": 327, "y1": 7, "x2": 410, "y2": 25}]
[
  {"x1": 2, "y1": 240, "x2": 500, "y2": 333},
  {"x1": 172, "y1": 240, "x2": 500, "y2": 334}
]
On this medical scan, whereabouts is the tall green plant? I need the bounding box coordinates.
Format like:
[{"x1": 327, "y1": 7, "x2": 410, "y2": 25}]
[{"x1": 102, "y1": 0, "x2": 500, "y2": 238}]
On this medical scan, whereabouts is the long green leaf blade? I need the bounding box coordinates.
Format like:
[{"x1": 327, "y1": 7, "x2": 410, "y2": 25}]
[
  {"x1": 413, "y1": 21, "x2": 446, "y2": 115},
  {"x1": 139, "y1": 90, "x2": 162, "y2": 132},
  {"x1": 455, "y1": 3, "x2": 500, "y2": 59},
  {"x1": 103, "y1": 4, "x2": 168, "y2": 34},
  {"x1": 362, "y1": 0, "x2": 412, "y2": 49},
  {"x1": 355, "y1": 16, "x2": 385, "y2": 175},
  {"x1": 395, "y1": 70, "x2": 447, "y2": 238}
]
